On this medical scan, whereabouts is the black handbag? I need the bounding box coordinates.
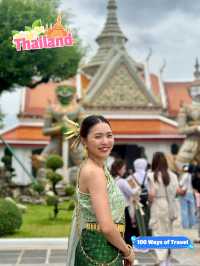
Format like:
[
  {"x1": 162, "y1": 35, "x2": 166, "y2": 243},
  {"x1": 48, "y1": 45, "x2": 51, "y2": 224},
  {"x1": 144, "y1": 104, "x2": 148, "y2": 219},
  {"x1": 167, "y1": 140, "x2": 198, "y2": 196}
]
[{"x1": 140, "y1": 174, "x2": 148, "y2": 206}]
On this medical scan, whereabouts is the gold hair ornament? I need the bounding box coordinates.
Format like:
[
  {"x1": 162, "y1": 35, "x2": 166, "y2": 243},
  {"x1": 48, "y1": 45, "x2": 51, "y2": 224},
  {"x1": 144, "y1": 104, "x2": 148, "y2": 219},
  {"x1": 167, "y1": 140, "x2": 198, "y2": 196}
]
[{"x1": 63, "y1": 116, "x2": 81, "y2": 150}]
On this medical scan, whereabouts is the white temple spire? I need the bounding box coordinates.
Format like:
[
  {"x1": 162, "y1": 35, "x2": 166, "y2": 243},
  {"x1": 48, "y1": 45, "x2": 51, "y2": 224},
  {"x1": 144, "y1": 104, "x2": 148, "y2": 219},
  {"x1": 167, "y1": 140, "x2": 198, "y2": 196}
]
[
  {"x1": 194, "y1": 57, "x2": 200, "y2": 80},
  {"x1": 144, "y1": 48, "x2": 152, "y2": 92},
  {"x1": 158, "y1": 60, "x2": 167, "y2": 109}
]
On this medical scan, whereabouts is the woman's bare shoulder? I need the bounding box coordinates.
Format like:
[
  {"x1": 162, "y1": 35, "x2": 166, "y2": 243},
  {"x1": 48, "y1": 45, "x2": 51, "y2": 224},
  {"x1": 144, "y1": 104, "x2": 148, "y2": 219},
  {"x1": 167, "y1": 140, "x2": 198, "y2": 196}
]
[{"x1": 80, "y1": 162, "x2": 106, "y2": 185}]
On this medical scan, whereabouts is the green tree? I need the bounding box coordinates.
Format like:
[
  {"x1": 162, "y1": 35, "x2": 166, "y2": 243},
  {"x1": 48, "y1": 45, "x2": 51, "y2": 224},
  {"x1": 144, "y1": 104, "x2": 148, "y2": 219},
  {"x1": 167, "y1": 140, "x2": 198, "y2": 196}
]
[
  {"x1": 0, "y1": 0, "x2": 83, "y2": 94},
  {"x1": 46, "y1": 154, "x2": 63, "y2": 218}
]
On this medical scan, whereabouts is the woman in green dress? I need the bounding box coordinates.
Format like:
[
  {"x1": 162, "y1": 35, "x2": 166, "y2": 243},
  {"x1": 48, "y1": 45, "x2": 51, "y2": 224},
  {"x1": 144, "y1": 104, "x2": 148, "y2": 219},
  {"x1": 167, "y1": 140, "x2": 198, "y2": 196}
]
[{"x1": 66, "y1": 115, "x2": 135, "y2": 266}]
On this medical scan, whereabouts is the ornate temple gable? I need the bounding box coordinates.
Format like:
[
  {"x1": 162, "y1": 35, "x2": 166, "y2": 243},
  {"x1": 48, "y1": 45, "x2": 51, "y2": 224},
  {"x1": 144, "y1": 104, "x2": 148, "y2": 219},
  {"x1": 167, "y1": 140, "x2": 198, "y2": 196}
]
[
  {"x1": 88, "y1": 64, "x2": 148, "y2": 107},
  {"x1": 83, "y1": 48, "x2": 159, "y2": 109}
]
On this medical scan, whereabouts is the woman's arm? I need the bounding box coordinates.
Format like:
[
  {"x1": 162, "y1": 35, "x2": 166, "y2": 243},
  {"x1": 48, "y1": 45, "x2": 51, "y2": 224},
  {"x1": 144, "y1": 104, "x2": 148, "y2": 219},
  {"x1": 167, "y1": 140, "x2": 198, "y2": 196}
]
[
  {"x1": 179, "y1": 173, "x2": 188, "y2": 189},
  {"x1": 171, "y1": 171, "x2": 185, "y2": 196},
  {"x1": 81, "y1": 165, "x2": 132, "y2": 259},
  {"x1": 119, "y1": 179, "x2": 140, "y2": 198},
  {"x1": 147, "y1": 174, "x2": 156, "y2": 203}
]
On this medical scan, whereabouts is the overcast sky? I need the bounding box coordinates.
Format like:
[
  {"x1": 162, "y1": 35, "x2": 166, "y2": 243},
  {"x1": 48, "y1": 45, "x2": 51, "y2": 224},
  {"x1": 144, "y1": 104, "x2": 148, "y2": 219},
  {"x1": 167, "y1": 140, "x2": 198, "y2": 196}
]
[
  {"x1": 61, "y1": 0, "x2": 200, "y2": 81},
  {"x1": 1, "y1": 0, "x2": 200, "y2": 120}
]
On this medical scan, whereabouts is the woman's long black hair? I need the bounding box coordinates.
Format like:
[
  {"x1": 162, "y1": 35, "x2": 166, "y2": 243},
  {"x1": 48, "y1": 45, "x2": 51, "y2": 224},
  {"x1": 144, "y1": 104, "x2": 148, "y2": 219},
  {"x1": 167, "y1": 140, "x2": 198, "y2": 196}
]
[{"x1": 151, "y1": 152, "x2": 170, "y2": 186}]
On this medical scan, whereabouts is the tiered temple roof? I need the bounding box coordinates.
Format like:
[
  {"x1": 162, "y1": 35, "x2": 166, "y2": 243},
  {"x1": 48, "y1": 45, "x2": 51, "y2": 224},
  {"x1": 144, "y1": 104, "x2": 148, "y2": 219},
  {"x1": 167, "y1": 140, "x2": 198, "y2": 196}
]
[{"x1": 82, "y1": 0, "x2": 142, "y2": 76}]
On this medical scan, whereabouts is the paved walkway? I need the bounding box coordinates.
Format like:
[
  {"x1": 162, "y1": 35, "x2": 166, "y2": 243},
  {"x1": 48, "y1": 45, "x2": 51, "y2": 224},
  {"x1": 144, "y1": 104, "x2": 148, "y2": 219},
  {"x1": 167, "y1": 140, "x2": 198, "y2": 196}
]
[
  {"x1": 0, "y1": 227, "x2": 199, "y2": 266},
  {"x1": 0, "y1": 248, "x2": 199, "y2": 266}
]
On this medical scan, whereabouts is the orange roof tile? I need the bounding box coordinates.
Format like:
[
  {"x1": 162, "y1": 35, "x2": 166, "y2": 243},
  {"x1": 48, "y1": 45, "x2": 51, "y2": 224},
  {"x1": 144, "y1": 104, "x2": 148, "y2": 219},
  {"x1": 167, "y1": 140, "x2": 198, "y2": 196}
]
[
  {"x1": 1, "y1": 125, "x2": 49, "y2": 142},
  {"x1": 81, "y1": 73, "x2": 91, "y2": 94},
  {"x1": 19, "y1": 67, "x2": 193, "y2": 121},
  {"x1": 109, "y1": 119, "x2": 178, "y2": 135},
  {"x1": 150, "y1": 74, "x2": 160, "y2": 96},
  {"x1": 20, "y1": 79, "x2": 76, "y2": 118},
  {"x1": 140, "y1": 72, "x2": 161, "y2": 97},
  {"x1": 1, "y1": 118, "x2": 180, "y2": 145},
  {"x1": 164, "y1": 82, "x2": 192, "y2": 117}
]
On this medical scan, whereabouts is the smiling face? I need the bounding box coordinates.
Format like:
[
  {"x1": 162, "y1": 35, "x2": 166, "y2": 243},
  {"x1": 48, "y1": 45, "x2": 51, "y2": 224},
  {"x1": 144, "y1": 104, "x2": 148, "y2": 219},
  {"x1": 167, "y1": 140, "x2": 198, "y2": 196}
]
[{"x1": 83, "y1": 122, "x2": 114, "y2": 160}]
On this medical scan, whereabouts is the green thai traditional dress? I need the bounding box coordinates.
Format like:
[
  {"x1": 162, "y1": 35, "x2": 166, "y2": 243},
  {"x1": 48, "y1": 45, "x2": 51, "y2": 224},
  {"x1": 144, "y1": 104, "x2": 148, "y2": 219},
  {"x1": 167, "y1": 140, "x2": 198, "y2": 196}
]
[{"x1": 66, "y1": 166, "x2": 126, "y2": 266}]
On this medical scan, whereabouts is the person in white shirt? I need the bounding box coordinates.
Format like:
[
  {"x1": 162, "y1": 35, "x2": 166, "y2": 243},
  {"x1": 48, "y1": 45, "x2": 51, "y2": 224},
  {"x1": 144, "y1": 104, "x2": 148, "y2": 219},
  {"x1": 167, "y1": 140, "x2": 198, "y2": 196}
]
[
  {"x1": 133, "y1": 158, "x2": 148, "y2": 186},
  {"x1": 179, "y1": 164, "x2": 196, "y2": 228},
  {"x1": 111, "y1": 159, "x2": 140, "y2": 245},
  {"x1": 129, "y1": 158, "x2": 151, "y2": 236},
  {"x1": 148, "y1": 152, "x2": 180, "y2": 266}
]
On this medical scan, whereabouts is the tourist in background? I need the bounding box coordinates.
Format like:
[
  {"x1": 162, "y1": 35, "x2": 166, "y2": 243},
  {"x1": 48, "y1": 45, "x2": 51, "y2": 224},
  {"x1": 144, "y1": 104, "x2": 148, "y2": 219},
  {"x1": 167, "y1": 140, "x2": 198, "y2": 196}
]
[
  {"x1": 111, "y1": 159, "x2": 141, "y2": 247},
  {"x1": 165, "y1": 144, "x2": 182, "y2": 228},
  {"x1": 179, "y1": 164, "x2": 196, "y2": 229},
  {"x1": 129, "y1": 158, "x2": 151, "y2": 236},
  {"x1": 133, "y1": 158, "x2": 148, "y2": 186},
  {"x1": 165, "y1": 143, "x2": 180, "y2": 176},
  {"x1": 194, "y1": 190, "x2": 200, "y2": 244},
  {"x1": 147, "y1": 152, "x2": 180, "y2": 266},
  {"x1": 192, "y1": 165, "x2": 200, "y2": 243}
]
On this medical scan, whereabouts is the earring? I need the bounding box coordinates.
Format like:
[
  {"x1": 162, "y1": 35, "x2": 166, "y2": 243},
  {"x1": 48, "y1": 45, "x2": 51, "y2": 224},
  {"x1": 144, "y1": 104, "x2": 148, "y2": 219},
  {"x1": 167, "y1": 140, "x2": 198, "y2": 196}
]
[{"x1": 83, "y1": 145, "x2": 88, "y2": 159}]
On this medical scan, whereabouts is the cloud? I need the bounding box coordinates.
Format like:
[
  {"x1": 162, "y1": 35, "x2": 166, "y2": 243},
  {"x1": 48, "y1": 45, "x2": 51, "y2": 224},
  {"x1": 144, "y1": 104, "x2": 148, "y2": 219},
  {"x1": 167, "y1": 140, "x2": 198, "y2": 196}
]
[
  {"x1": 1, "y1": 90, "x2": 21, "y2": 115},
  {"x1": 60, "y1": 0, "x2": 200, "y2": 80},
  {"x1": 119, "y1": 0, "x2": 200, "y2": 27},
  {"x1": 61, "y1": 0, "x2": 200, "y2": 28},
  {"x1": 127, "y1": 9, "x2": 200, "y2": 79}
]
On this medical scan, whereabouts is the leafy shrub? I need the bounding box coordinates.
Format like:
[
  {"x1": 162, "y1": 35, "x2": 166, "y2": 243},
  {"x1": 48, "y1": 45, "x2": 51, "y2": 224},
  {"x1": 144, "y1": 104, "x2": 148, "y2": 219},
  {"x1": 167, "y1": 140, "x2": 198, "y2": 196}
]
[
  {"x1": 45, "y1": 155, "x2": 64, "y2": 218},
  {"x1": 32, "y1": 181, "x2": 45, "y2": 194},
  {"x1": 46, "y1": 170, "x2": 63, "y2": 185},
  {"x1": 1, "y1": 155, "x2": 12, "y2": 165},
  {"x1": 46, "y1": 195, "x2": 58, "y2": 206},
  {"x1": 0, "y1": 198, "x2": 22, "y2": 236},
  {"x1": 65, "y1": 185, "x2": 75, "y2": 196},
  {"x1": 46, "y1": 155, "x2": 63, "y2": 171},
  {"x1": 67, "y1": 199, "x2": 75, "y2": 211}
]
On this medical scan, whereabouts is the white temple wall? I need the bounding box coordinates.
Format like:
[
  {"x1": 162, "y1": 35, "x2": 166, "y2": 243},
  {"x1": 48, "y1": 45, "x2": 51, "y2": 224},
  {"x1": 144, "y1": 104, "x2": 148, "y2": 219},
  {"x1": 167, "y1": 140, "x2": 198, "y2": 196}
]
[
  {"x1": 138, "y1": 141, "x2": 175, "y2": 163},
  {"x1": 11, "y1": 148, "x2": 32, "y2": 185}
]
